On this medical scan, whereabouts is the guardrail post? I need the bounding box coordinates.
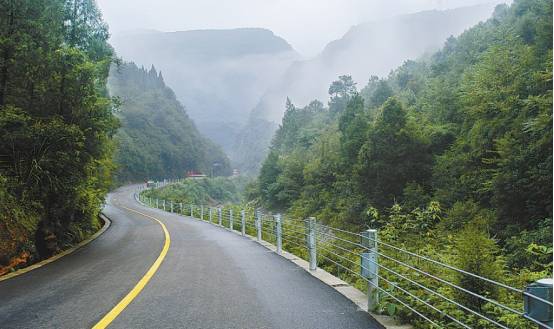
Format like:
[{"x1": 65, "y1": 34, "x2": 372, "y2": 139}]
[
  {"x1": 156, "y1": 199, "x2": 159, "y2": 208},
  {"x1": 256, "y1": 210, "x2": 262, "y2": 242},
  {"x1": 209, "y1": 208, "x2": 213, "y2": 223},
  {"x1": 163, "y1": 200, "x2": 166, "y2": 211},
  {"x1": 218, "y1": 208, "x2": 222, "y2": 226},
  {"x1": 190, "y1": 205, "x2": 194, "y2": 218},
  {"x1": 180, "y1": 203, "x2": 183, "y2": 214},
  {"x1": 170, "y1": 201, "x2": 173, "y2": 213},
  {"x1": 275, "y1": 214, "x2": 282, "y2": 255},
  {"x1": 229, "y1": 209, "x2": 233, "y2": 230},
  {"x1": 201, "y1": 206, "x2": 204, "y2": 220},
  {"x1": 361, "y1": 229, "x2": 379, "y2": 311},
  {"x1": 306, "y1": 217, "x2": 317, "y2": 271},
  {"x1": 241, "y1": 210, "x2": 246, "y2": 236},
  {"x1": 524, "y1": 279, "x2": 553, "y2": 328}
]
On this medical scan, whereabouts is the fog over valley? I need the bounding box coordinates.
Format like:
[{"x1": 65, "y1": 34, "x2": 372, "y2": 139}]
[
  {"x1": 100, "y1": 0, "x2": 507, "y2": 171},
  {"x1": 110, "y1": 28, "x2": 299, "y2": 151}
]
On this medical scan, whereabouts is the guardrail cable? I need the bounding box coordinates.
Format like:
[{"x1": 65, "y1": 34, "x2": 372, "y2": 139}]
[{"x1": 138, "y1": 184, "x2": 552, "y2": 329}]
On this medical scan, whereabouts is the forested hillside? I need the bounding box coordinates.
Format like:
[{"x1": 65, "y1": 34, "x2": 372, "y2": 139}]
[
  {"x1": 253, "y1": 1, "x2": 552, "y2": 324},
  {"x1": 109, "y1": 62, "x2": 231, "y2": 183},
  {"x1": 250, "y1": 4, "x2": 499, "y2": 123},
  {"x1": 110, "y1": 28, "x2": 299, "y2": 152},
  {"x1": 0, "y1": 0, "x2": 117, "y2": 273},
  {"x1": 232, "y1": 4, "x2": 499, "y2": 174}
]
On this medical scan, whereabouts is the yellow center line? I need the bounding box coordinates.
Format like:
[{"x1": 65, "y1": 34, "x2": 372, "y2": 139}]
[{"x1": 92, "y1": 205, "x2": 171, "y2": 329}]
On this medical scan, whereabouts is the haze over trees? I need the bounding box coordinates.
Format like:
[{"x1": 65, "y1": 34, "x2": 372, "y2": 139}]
[
  {"x1": 99, "y1": 5, "x2": 502, "y2": 175},
  {"x1": 110, "y1": 28, "x2": 299, "y2": 153},
  {"x1": 252, "y1": 1, "x2": 552, "y2": 325},
  {"x1": 250, "y1": 3, "x2": 500, "y2": 123},
  {"x1": 0, "y1": 0, "x2": 117, "y2": 271},
  {"x1": 232, "y1": 3, "x2": 501, "y2": 174},
  {"x1": 108, "y1": 62, "x2": 231, "y2": 183}
]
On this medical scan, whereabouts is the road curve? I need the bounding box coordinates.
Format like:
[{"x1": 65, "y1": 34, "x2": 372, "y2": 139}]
[{"x1": 0, "y1": 185, "x2": 381, "y2": 329}]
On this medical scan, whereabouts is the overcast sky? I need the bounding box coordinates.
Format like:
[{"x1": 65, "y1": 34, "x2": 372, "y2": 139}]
[{"x1": 96, "y1": 0, "x2": 501, "y2": 57}]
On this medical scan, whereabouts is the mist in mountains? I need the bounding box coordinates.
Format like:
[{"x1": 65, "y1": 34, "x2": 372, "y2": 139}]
[
  {"x1": 249, "y1": 4, "x2": 500, "y2": 123},
  {"x1": 98, "y1": 0, "x2": 509, "y2": 57},
  {"x1": 108, "y1": 63, "x2": 231, "y2": 182},
  {"x1": 231, "y1": 3, "x2": 501, "y2": 173},
  {"x1": 110, "y1": 28, "x2": 299, "y2": 151},
  {"x1": 106, "y1": 1, "x2": 505, "y2": 174}
]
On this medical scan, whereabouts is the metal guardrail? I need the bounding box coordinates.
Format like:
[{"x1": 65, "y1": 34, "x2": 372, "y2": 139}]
[{"x1": 135, "y1": 183, "x2": 553, "y2": 329}]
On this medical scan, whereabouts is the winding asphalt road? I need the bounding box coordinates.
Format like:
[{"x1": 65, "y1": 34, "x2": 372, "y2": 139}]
[{"x1": 0, "y1": 185, "x2": 381, "y2": 329}]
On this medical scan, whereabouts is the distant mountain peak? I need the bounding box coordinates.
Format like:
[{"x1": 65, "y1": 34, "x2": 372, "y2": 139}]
[
  {"x1": 113, "y1": 27, "x2": 296, "y2": 57},
  {"x1": 110, "y1": 27, "x2": 300, "y2": 153},
  {"x1": 232, "y1": 2, "x2": 502, "y2": 173},
  {"x1": 250, "y1": 2, "x2": 499, "y2": 124}
]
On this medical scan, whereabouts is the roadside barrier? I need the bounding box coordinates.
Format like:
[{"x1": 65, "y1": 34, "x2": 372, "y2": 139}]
[{"x1": 135, "y1": 183, "x2": 553, "y2": 329}]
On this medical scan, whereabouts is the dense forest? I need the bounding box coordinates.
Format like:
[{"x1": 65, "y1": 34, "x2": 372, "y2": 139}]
[
  {"x1": 108, "y1": 62, "x2": 231, "y2": 183},
  {"x1": 232, "y1": 4, "x2": 498, "y2": 175},
  {"x1": 252, "y1": 0, "x2": 552, "y2": 325},
  {"x1": 0, "y1": 0, "x2": 117, "y2": 273}
]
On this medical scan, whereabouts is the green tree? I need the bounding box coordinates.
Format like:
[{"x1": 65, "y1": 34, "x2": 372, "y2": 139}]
[
  {"x1": 258, "y1": 149, "x2": 282, "y2": 208},
  {"x1": 328, "y1": 75, "x2": 357, "y2": 114},
  {"x1": 338, "y1": 94, "x2": 367, "y2": 170},
  {"x1": 453, "y1": 220, "x2": 505, "y2": 310},
  {"x1": 356, "y1": 98, "x2": 431, "y2": 209},
  {"x1": 0, "y1": 0, "x2": 117, "y2": 259}
]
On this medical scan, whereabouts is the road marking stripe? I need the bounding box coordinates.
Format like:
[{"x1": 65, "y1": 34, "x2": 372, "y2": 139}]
[{"x1": 92, "y1": 206, "x2": 171, "y2": 329}]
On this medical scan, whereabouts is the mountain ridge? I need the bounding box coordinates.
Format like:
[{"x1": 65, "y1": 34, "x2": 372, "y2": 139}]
[
  {"x1": 109, "y1": 62, "x2": 231, "y2": 182},
  {"x1": 110, "y1": 28, "x2": 300, "y2": 152},
  {"x1": 232, "y1": 3, "x2": 503, "y2": 174},
  {"x1": 250, "y1": 3, "x2": 502, "y2": 123}
]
